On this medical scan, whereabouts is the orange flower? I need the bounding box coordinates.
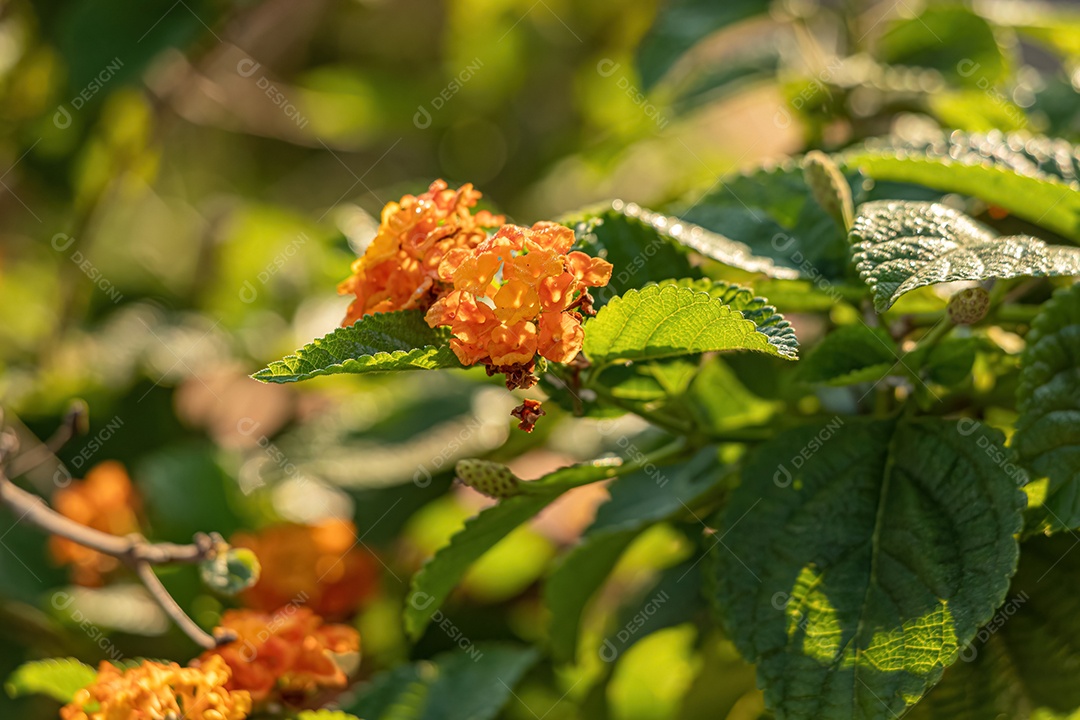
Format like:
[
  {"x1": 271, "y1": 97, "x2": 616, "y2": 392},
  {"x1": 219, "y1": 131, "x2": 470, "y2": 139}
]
[
  {"x1": 201, "y1": 607, "x2": 360, "y2": 704},
  {"x1": 231, "y1": 520, "x2": 379, "y2": 621},
  {"x1": 425, "y1": 222, "x2": 612, "y2": 368},
  {"x1": 339, "y1": 180, "x2": 504, "y2": 324},
  {"x1": 50, "y1": 461, "x2": 141, "y2": 587},
  {"x1": 61, "y1": 655, "x2": 251, "y2": 720}
]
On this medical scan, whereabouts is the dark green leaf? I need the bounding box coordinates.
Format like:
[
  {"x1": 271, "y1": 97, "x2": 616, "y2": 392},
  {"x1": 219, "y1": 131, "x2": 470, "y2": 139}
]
[
  {"x1": 611, "y1": 202, "x2": 803, "y2": 279},
  {"x1": 567, "y1": 208, "x2": 700, "y2": 305},
  {"x1": 876, "y1": 6, "x2": 1008, "y2": 88},
  {"x1": 798, "y1": 324, "x2": 898, "y2": 386},
  {"x1": 635, "y1": 0, "x2": 771, "y2": 90},
  {"x1": 909, "y1": 535, "x2": 1080, "y2": 719},
  {"x1": 346, "y1": 644, "x2": 539, "y2": 720},
  {"x1": 713, "y1": 417, "x2": 1025, "y2": 720},
  {"x1": 851, "y1": 201, "x2": 1080, "y2": 311},
  {"x1": 671, "y1": 164, "x2": 854, "y2": 281},
  {"x1": 546, "y1": 449, "x2": 726, "y2": 661},
  {"x1": 1013, "y1": 282, "x2": 1080, "y2": 533}
]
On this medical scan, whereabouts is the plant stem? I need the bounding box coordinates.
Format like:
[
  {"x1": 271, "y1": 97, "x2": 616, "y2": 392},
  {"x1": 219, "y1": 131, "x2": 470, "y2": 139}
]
[{"x1": 0, "y1": 416, "x2": 231, "y2": 649}]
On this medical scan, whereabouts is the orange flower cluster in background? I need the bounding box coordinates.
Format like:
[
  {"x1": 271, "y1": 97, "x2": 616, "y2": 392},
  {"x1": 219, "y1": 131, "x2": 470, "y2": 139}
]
[
  {"x1": 426, "y1": 222, "x2": 612, "y2": 367},
  {"x1": 339, "y1": 180, "x2": 504, "y2": 324},
  {"x1": 201, "y1": 607, "x2": 360, "y2": 703},
  {"x1": 61, "y1": 655, "x2": 251, "y2": 720},
  {"x1": 231, "y1": 519, "x2": 379, "y2": 621},
  {"x1": 49, "y1": 461, "x2": 141, "y2": 586}
]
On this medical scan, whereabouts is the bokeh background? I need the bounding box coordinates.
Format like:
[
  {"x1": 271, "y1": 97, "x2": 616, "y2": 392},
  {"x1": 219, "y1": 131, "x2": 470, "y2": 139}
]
[{"x1": 1, "y1": 0, "x2": 1079, "y2": 717}]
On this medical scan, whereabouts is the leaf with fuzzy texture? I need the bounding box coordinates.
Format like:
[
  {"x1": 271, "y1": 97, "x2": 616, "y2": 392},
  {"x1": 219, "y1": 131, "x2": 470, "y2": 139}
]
[
  {"x1": 851, "y1": 201, "x2": 1080, "y2": 311},
  {"x1": 908, "y1": 535, "x2": 1080, "y2": 720},
  {"x1": 1013, "y1": 282, "x2": 1080, "y2": 533},
  {"x1": 252, "y1": 310, "x2": 461, "y2": 383},
  {"x1": 583, "y1": 284, "x2": 798, "y2": 368},
  {"x1": 712, "y1": 417, "x2": 1025, "y2": 720},
  {"x1": 841, "y1": 131, "x2": 1080, "y2": 241}
]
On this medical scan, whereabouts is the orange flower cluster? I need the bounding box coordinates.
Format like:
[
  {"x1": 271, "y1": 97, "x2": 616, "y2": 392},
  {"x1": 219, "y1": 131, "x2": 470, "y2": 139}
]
[
  {"x1": 425, "y1": 222, "x2": 612, "y2": 367},
  {"x1": 231, "y1": 519, "x2": 379, "y2": 621},
  {"x1": 201, "y1": 607, "x2": 360, "y2": 703},
  {"x1": 339, "y1": 180, "x2": 504, "y2": 324},
  {"x1": 50, "y1": 461, "x2": 141, "y2": 586},
  {"x1": 61, "y1": 655, "x2": 251, "y2": 720}
]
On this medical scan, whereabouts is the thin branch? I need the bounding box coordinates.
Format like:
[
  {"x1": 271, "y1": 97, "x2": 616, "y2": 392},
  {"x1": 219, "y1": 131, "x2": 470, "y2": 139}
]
[
  {"x1": 0, "y1": 418, "x2": 235, "y2": 649},
  {"x1": 134, "y1": 560, "x2": 234, "y2": 649}
]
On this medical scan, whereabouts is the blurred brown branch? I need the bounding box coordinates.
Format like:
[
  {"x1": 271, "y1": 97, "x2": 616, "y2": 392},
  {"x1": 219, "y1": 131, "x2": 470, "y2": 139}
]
[{"x1": 0, "y1": 406, "x2": 235, "y2": 649}]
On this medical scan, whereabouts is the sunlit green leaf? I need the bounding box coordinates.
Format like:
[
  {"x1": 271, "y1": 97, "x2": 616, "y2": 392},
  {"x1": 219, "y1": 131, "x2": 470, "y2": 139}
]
[
  {"x1": 841, "y1": 132, "x2": 1080, "y2": 241},
  {"x1": 851, "y1": 201, "x2": 1080, "y2": 311},
  {"x1": 583, "y1": 284, "x2": 798, "y2": 369},
  {"x1": 876, "y1": 6, "x2": 1008, "y2": 87},
  {"x1": 5, "y1": 658, "x2": 96, "y2": 704},
  {"x1": 252, "y1": 310, "x2": 462, "y2": 383}
]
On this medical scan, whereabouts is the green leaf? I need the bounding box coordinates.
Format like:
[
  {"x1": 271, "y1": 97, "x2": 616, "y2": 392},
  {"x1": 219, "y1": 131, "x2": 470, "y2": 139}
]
[
  {"x1": 546, "y1": 449, "x2": 726, "y2": 662},
  {"x1": 613, "y1": 200, "x2": 803, "y2": 279},
  {"x1": 803, "y1": 150, "x2": 854, "y2": 232},
  {"x1": 252, "y1": 310, "x2": 462, "y2": 383},
  {"x1": 851, "y1": 201, "x2": 1080, "y2": 311},
  {"x1": 671, "y1": 163, "x2": 855, "y2": 281},
  {"x1": 798, "y1": 324, "x2": 898, "y2": 386},
  {"x1": 918, "y1": 337, "x2": 981, "y2": 387},
  {"x1": 634, "y1": 0, "x2": 771, "y2": 90},
  {"x1": 5, "y1": 658, "x2": 96, "y2": 703},
  {"x1": 656, "y1": 278, "x2": 799, "y2": 353},
  {"x1": 567, "y1": 207, "x2": 700, "y2": 305},
  {"x1": 1013, "y1": 282, "x2": 1080, "y2": 533},
  {"x1": 405, "y1": 459, "x2": 638, "y2": 640},
  {"x1": 908, "y1": 535, "x2": 1080, "y2": 720},
  {"x1": 583, "y1": 284, "x2": 798, "y2": 369},
  {"x1": 876, "y1": 6, "x2": 1009, "y2": 87},
  {"x1": 346, "y1": 644, "x2": 539, "y2": 720},
  {"x1": 296, "y1": 712, "x2": 362, "y2": 720},
  {"x1": 840, "y1": 132, "x2": 1080, "y2": 242},
  {"x1": 712, "y1": 416, "x2": 1025, "y2": 720},
  {"x1": 601, "y1": 556, "x2": 706, "y2": 665},
  {"x1": 547, "y1": 528, "x2": 640, "y2": 664}
]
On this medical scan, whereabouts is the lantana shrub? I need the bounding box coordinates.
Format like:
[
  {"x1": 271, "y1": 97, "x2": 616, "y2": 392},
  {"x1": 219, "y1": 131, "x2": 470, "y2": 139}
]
[{"x1": 6, "y1": 4, "x2": 1080, "y2": 720}]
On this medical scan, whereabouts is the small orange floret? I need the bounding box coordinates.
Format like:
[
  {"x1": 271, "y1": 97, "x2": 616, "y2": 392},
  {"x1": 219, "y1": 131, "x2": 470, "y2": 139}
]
[
  {"x1": 201, "y1": 607, "x2": 360, "y2": 704},
  {"x1": 425, "y1": 221, "x2": 612, "y2": 368},
  {"x1": 230, "y1": 519, "x2": 379, "y2": 621},
  {"x1": 339, "y1": 180, "x2": 504, "y2": 324},
  {"x1": 61, "y1": 655, "x2": 251, "y2": 720},
  {"x1": 49, "y1": 461, "x2": 141, "y2": 587}
]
